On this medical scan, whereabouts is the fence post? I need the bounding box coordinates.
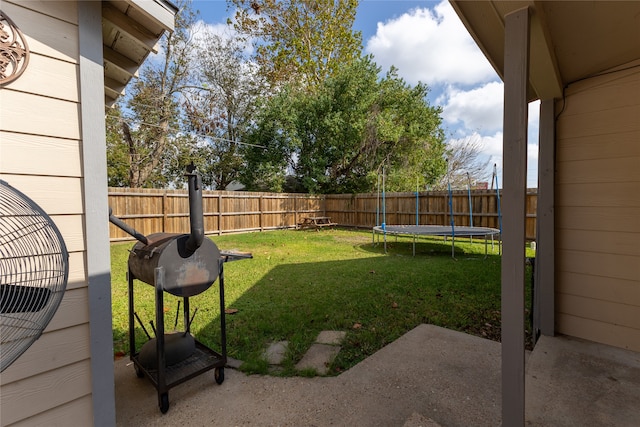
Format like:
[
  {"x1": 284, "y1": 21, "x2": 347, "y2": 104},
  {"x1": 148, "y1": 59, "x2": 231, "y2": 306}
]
[
  {"x1": 162, "y1": 191, "x2": 168, "y2": 233},
  {"x1": 259, "y1": 194, "x2": 263, "y2": 231},
  {"x1": 218, "y1": 193, "x2": 223, "y2": 235}
]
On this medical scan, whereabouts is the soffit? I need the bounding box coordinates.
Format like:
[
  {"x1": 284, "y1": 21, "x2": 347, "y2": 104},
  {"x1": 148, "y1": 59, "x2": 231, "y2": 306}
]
[
  {"x1": 102, "y1": 0, "x2": 178, "y2": 106},
  {"x1": 450, "y1": 0, "x2": 640, "y2": 101}
]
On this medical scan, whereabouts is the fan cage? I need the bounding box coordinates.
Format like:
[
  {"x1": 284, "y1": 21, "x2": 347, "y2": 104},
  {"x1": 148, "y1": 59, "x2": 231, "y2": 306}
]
[{"x1": 0, "y1": 180, "x2": 69, "y2": 372}]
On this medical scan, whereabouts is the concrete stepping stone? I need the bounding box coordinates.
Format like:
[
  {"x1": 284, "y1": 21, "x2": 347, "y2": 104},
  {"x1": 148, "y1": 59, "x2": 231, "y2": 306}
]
[
  {"x1": 316, "y1": 330, "x2": 346, "y2": 345},
  {"x1": 263, "y1": 340, "x2": 288, "y2": 365},
  {"x1": 294, "y1": 331, "x2": 347, "y2": 375},
  {"x1": 295, "y1": 343, "x2": 341, "y2": 375},
  {"x1": 226, "y1": 356, "x2": 243, "y2": 369}
]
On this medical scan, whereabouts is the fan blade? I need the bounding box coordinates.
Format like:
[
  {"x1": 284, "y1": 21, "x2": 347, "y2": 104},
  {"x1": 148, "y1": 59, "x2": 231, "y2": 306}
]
[{"x1": 0, "y1": 285, "x2": 52, "y2": 313}]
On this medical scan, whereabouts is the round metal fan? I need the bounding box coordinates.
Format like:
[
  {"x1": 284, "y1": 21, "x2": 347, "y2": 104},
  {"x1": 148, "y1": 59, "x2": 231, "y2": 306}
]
[{"x1": 0, "y1": 180, "x2": 69, "y2": 372}]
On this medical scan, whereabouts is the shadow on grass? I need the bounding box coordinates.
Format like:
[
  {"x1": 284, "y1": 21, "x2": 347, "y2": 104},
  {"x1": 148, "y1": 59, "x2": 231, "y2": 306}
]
[{"x1": 195, "y1": 254, "x2": 521, "y2": 376}]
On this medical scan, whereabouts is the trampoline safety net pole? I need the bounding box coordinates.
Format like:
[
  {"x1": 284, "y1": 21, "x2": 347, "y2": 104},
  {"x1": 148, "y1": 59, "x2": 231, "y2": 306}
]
[
  {"x1": 374, "y1": 173, "x2": 381, "y2": 245},
  {"x1": 415, "y1": 177, "x2": 419, "y2": 227},
  {"x1": 447, "y1": 159, "x2": 455, "y2": 258},
  {"x1": 382, "y1": 166, "x2": 387, "y2": 253},
  {"x1": 467, "y1": 172, "x2": 473, "y2": 243}
]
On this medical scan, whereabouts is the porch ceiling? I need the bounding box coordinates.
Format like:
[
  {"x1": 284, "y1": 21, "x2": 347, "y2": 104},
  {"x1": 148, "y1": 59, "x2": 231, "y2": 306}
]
[
  {"x1": 102, "y1": 0, "x2": 178, "y2": 106},
  {"x1": 450, "y1": 0, "x2": 640, "y2": 101}
]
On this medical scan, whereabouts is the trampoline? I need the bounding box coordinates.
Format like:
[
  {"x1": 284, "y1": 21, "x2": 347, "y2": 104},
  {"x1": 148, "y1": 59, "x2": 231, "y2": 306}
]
[
  {"x1": 373, "y1": 224, "x2": 501, "y2": 257},
  {"x1": 373, "y1": 162, "x2": 503, "y2": 258}
]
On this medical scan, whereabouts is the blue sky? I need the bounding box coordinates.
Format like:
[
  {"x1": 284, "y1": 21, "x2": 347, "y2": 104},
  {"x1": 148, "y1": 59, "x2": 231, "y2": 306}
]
[{"x1": 191, "y1": 0, "x2": 540, "y2": 188}]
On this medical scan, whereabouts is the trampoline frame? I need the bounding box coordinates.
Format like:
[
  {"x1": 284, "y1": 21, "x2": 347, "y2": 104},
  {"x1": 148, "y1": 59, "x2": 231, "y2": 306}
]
[{"x1": 372, "y1": 224, "x2": 501, "y2": 258}]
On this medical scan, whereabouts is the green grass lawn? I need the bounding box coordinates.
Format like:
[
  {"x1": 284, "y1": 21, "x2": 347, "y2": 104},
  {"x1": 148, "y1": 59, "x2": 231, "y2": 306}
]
[{"x1": 110, "y1": 228, "x2": 533, "y2": 376}]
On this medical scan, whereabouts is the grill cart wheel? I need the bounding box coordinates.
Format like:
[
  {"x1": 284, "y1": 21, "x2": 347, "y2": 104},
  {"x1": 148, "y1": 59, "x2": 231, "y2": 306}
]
[
  {"x1": 134, "y1": 363, "x2": 144, "y2": 378},
  {"x1": 215, "y1": 367, "x2": 224, "y2": 384},
  {"x1": 160, "y1": 393, "x2": 169, "y2": 414}
]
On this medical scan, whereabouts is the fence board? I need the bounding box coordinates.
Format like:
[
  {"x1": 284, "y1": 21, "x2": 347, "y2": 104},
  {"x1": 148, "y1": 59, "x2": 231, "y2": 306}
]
[{"x1": 108, "y1": 188, "x2": 538, "y2": 241}]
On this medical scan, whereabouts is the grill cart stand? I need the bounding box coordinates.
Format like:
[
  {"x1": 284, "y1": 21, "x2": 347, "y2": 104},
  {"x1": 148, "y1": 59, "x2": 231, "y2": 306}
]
[
  {"x1": 109, "y1": 165, "x2": 252, "y2": 414},
  {"x1": 128, "y1": 252, "x2": 250, "y2": 414}
]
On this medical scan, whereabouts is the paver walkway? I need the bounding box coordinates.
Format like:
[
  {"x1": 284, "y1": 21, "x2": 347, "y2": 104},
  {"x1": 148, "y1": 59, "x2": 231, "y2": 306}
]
[
  {"x1": 261, "y1": 330, "x2": 346, "y2": 375},
  {"x1": 295, "y1": 330, "x2": 346, "y2": 375}
]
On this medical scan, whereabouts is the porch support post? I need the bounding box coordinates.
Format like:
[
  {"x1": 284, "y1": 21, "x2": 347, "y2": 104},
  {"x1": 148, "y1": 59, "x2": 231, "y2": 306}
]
[
  {"x1": 78, "y1": 2, "x2": 116, "y2": 425},
  {"x1": 535, "y1": 99, "x2": 555, "y2": 338},
  {"x1": 501, "y1": 6, "x2": 530, "y2": 426}
]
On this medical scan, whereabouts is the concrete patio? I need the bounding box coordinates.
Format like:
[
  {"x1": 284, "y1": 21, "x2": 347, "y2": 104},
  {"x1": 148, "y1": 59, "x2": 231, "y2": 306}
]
[{"x1": 114, "y1": 324, "x2": 640, "y2": 426}]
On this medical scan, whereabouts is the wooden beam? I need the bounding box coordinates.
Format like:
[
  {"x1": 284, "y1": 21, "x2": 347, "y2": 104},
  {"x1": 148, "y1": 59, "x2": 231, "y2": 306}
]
[
  {"x1": 102, "y1": 2, "x2": 158, "y2": 54},
  {"x1": 530, "y1": 1, "x2": 564, "y2": 99},
  {"x1": 501, "y1": 6, "x2": 530, "y2": 426},
  {"x1": 125, "y1": 0, "x2": 177, "y2": 32},
  {"x1": 103, "y1": 45, "x2": 139, "y2": 79},
  {"x1": 104, "y1": 76, "x2": 126, "y2": 96},
  {"x1": 535, "y1": 99, "x2": 555, "y2": 337}
]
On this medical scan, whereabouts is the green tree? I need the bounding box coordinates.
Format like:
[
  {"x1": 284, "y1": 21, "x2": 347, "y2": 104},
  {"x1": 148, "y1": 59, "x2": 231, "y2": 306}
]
[
  {"x1": 241, "y1": 56, "x2": 446, "y2": 193},
  {"x1": 180, "y1": 27, "x2": 267, "y2": 189},
  {"x1": 105, "y1": 104, "x2": 130, "y2": 187},
  {"x1": 106, "y1": 1, "x2": 197, "y2": 188},
  {"x1": 435, "y1": 134, "x2": 492, "y2": 190},
  {"x1": 230, "y1": 0, "x2": 362, "y2": 89}
]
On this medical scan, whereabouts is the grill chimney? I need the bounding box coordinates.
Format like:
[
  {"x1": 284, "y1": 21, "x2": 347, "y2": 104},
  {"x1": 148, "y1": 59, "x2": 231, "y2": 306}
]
[{"x1": 185, "y1": 163, "x2": 204, "y2": 253}]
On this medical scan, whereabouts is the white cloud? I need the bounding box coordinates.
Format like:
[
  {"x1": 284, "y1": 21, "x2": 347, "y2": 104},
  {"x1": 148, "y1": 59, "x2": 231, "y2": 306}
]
[
  {"x1": 365, "y1": 1, "x2": 497, "y2": 86},
  {"x1": 440, "y1": 82, "x2": 504, "y2": 133},
  {"x1": 191, "y1": 20, "x2": 254, "y2": 56}
]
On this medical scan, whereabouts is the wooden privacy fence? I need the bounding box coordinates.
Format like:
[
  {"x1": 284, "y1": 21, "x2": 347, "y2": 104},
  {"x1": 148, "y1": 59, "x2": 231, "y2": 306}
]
[
  {"x1": 108, "y1": 188, "x2": 325, "y2": 241},
  {"x1": 326, "y1": 189, "x2": 538, "y2": 240},
  {"x1": 108, "y1": 188, "x2": 538, "y2": 242}
]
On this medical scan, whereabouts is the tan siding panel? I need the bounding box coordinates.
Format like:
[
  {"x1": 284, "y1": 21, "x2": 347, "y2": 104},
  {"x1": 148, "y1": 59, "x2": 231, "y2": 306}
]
[
  {"x1": 558, "y1": 271, "x2": 639, "y2": 306},
  {"x1": 556, "y1": 313, "x2": 640, "y2": 352},
  {"x1": 556, "y1": 229, "x2": 639, "y2": 257},
  {"x1": 553, "y1": 67, "x2": 639, "y2": 352},
  {"x1": 0, "y1": 175, "x2": 84, "y2": 214},
  {"x1": 2, "y1": 53, "x2": 79, "y2": 102},
  {"x1": 0, "y1": 91, "x2": 80, "y2": 140},
  {"x1": 556, "y1": 206, "x2": 640, "y2": 233},
  {"x1": 66, "y1": 251, "x2": 87, "y2": 290},
  {"x1": 6, "y1": 0, "x2": 79, "y2": 24},
  {"x1": 556, "y1": 131, "x2": 640, "y2": 162},
  {"x1": 0, "y1": 359, "x2": 91, "y2": 426},
  {"x1": 0, "y1": 132, "x2": 82, "y2": 177},
  {"x1": 1, "y1": 324, "x2": 91, "y2": 383},
  {"x1": 50, "y1": 215, "x2": 85, "y2": 253},
  {"x1": 43, "y1": 287, "x2": 89, "y2": 333},
  {"x1": 556, "y1": 104, "x2": 640, "y2": 139},
  {"x1": 557, "y1": 293, "x2": 640, "y2": 331},
  {"x1": 556, "y1": 157, "x2": 640, "y2": 185},
  {"x1": 556, "y1": 182, "x2": 640, "y2": 207},
  {"x1": 9, "y1": 395, "x2": 93, "y2": 427},
  {"x1": 557, "y1": 249, "x2": 640, "y2": 282},
  {"x1": 1, "y1": 2, "x2": 78, "y2": 63},
  {"x1": 560, "y1": 69, "x2": 640, "y2": 116}
]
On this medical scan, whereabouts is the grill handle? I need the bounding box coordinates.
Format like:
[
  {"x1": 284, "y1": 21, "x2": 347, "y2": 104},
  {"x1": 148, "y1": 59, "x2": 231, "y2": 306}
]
[{"x1": 108, "y1": 208, "x2": 149, "y2": 245}]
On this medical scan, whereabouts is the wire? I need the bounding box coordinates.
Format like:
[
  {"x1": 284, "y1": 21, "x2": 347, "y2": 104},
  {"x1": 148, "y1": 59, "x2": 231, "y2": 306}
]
[
  {"x1": 105, "y1": 114, "x2": 267, "y2": 149},
  {"x1": 556, "y1": 62, "x2": 640, "y2": 120},
  {"x1": 567, "y1": 62, "x2": 640, "y2": 89}
]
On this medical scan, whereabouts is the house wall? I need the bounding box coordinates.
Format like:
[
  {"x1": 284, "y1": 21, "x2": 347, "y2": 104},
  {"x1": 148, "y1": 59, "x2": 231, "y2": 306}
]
[
  {"x1": 555, "y1": 62, "x2": 640, "y2": 352},
  {"x1": 0, "y1": 2, "x2": 95, "y2": 425}
]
